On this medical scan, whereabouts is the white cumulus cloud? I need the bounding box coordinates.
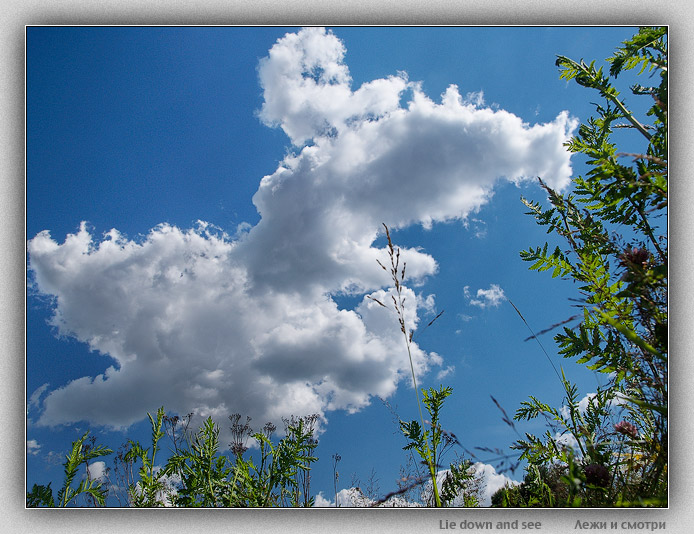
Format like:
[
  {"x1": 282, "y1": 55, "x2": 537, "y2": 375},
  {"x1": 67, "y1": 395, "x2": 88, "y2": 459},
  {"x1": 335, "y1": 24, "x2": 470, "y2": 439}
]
[
  {"x1": 471, "y1": 462, "x2": 520, "y2": 507},
  {"x1": 27, "y1": 27, "x2": 576, "y2": 443},
  {"x1": 465, "y1": 284, "x2": 507, "y2": 309}
]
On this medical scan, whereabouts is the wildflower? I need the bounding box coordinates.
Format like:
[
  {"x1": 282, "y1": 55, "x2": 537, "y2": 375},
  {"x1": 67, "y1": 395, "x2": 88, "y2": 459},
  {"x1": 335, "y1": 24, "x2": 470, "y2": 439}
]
[{"x1": 614, "y1": 420, "x2": 639, "y2": 439}]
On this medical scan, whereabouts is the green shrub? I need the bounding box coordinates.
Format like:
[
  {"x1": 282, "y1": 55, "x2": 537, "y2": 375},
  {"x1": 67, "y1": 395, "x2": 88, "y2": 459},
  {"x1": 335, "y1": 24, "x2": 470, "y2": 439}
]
[{"x1": 508, "y1": 26, "x2": 667, "y2": 507}]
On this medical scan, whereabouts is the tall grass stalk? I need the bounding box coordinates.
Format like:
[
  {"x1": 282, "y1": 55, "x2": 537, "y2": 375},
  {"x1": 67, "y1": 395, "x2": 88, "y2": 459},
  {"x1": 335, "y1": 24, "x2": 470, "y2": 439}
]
[{"x1": 369, "y1": 223, "x2": 442, "y2": 507}]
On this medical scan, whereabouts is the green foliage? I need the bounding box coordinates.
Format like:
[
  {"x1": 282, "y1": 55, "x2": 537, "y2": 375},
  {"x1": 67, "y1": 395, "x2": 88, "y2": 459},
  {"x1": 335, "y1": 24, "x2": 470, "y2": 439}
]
[
  {"x1": 439, "y1": 458, "x2": 480, "y2": 507},
  {"x1": 28, "y1": 408, "x2": 319, "y2": 508},
  {"x1": 510, "y1": 26, "x2": 667, "y2": 508},
  {"x1": 248, "y1": 416, "x2": 318, "y2": 507},
  {"x1": 26, "y1": 483, "x2": 55, "y2": 508},
  {"x1": 492, "y1": 465, "x2": 559, "y2": 508},
  {"x1": 161, "y1": 413, "x2": 318, "y2": 507},
  {"x1": 27, "y1": 431, "x2": 112, "y2": 507},
  {"x1": 514, "y1": 369, "x2": 614, "y2": 468},
  {"x1": 400, "y1": 385, "x2": 477, "y2": 507},
  {"x1": 163, "y1": 415, "x2": 233, "y2": 507},
  {"x1": 400, "y1": 386, "x2": 453, "y2": 476},
  {"x1": 520, "y1": 242, "x2": 574, "y2": 279},
  {"x1": 124, "y1": 407, "x2": 170, "y2": 506}
]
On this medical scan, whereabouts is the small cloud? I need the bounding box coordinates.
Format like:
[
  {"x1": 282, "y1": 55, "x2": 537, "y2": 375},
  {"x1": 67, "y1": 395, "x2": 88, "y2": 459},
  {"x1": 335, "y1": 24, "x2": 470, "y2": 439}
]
[
  {"x1": 578, "y1": 393, "x2": 598, "y2": 413},
  {"x1": 464, "y1": 91, "x2": 485, "y2": 107},
  {"x1": 457, "y1": 313, "x2": 473, "y2": 324},
  {"x1": 314, "y1": 465, "x2": 521, "y2": 507},
  {"x1": 417, "y1": 293, "x2": 437, "y2": 316},
  {"x1": 466, "y1": 284, "x2": 506, "y2": 309},
  {"x1": 420, "y1": 463, "x2": 520, "y2": 507},
  {"x1": 560, "y1": 392, "x2": 599, "y2": 420},
  {"x1": 27, "y1": 439, "x2": 41, "y2": 455},
  {"x1": 43, "y1": 450, "x2": 64, "y2": 465},
  {"x1": 313, "y1": 488, "x2": 371, "y2": 507},
  {"x1": 313, "y1": 492, "x2": 334, "y2": 507},
  {"x1": 462, "y1": 217, "x2": 487, "y2": 239},
  {"x1": 130, "y1": 467, "x2": 181, "y2": 506},
  {"x1": 28, "y1": 383, "x2": 50, "y2": 413},
  {"x1": 436, "y1": 365, "x2": 455, "y2": 380}
]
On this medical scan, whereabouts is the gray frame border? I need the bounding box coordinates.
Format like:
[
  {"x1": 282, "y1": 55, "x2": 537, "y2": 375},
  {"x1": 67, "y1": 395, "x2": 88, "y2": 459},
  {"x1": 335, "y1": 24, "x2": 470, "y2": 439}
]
[{"x1": 5, "y1": 2, "x2": 692, "y2": 533}]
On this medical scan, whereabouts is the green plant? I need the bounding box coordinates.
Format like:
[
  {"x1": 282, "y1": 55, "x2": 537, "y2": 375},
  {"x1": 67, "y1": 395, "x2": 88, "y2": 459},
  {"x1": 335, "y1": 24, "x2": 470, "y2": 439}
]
[
  {"x1": 282, "y1": 414, "x2": 320, "y2": 506},
  {"x1": 510, "y1": 26, "x2": 667, "y2": 507},
  {"x1": 163, "y1": 415, "x2": 234, "y2": 507},
  {"x1": 439, "y1": 458, "x2": 480, "y2": 507},
  {"x1": 230, "y1": 417, "x2": 318, "y2": 507},
  {"x1": 122, "y1": 407, "x2": 172, "y2": 507},
  {"x1": 514, "y1": 370, "x2": 615, "y2": 473},
  {"x1": 253, "y1": 417, "x2": 318, "y2": 506},
  {"x1": 491, "y1": 464, "x2": 564, "y2": 508},
  {"x1": 400, "y1": 385, "x2": 473, "y2": 506},
  {"x1": 27, "y1": 431, "x2": 112, "y2": 507},
  {"x1": 156, "y1": 412, "x2": 319, "y2": 507}
]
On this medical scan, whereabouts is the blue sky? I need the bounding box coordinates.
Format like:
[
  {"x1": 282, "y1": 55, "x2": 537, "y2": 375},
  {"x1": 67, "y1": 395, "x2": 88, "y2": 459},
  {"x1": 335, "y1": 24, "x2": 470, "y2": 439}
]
[{"x1": 26, "y1": 26, "x2": 645, "y2": 506}]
